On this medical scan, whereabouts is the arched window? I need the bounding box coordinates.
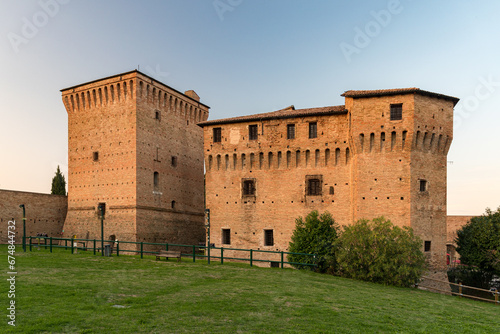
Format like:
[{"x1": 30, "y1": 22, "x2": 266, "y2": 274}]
[{"x1": 153, "y1": 172, "x2": 159, "y2": 190}]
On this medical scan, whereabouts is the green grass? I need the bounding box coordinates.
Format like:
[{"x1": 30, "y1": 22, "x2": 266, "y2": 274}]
[{"x1": 1, "y1": 246, "x2": 499, "y2": 333}]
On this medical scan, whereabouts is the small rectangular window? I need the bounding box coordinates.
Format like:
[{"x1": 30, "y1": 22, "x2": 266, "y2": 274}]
[
  {"x1": 171, "y1": 156, "x2": 177, "y2": 167},
  {"x1": 93, "y1": 151, "x2": 99, "y2": 161},
  {"x1": 213, "y1": 127, "x2": 222, "y2": 143},
  {"x1": 242, "y1": 179, "x2": 256, "y2": 196},
  {"x1": 287, "y1": 124, "x2": 295, "y2": 139},
  {"x1": 155, "y1": 110, "x2": 161, "y2": 121},
  {"x1": 307, "y1": 179, "x2": 321, "y2": 196},
  {"x1": 419, "y1": 180, "x2": 428, "y2": 192},
  {"x1": 390, "y1": 104, "x2": 403, "y2": 120},
  {"x1": 424, "y1": 240, "x2": 431, "y2": 252},
  {"x1": 309, "y1": 122, "x2": 317, "y2": 139},
  {"x1": 249, "y1": 125, "x2": 258, "y2": 140},
  {"x1": 264, "y1": 230, "x2": 274, "y2": 246},
  {"x1": 222, "y1": 229, "x2": 231, "y2": 245}
]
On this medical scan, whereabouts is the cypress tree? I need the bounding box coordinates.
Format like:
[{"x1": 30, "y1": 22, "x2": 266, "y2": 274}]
[{"x1": 51, "y1": 165, "x2": 67, "y2": 195}]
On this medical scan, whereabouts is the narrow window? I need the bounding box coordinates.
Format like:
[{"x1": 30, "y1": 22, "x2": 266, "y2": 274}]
[
  {"x1": 154, "y1": 172, "x2": 159, "y2": 190},
  {"x1": 391, "y1": 131, "x2": 396, "y2": 151},
  {"x1": 171, "y1": 200, "x2": 176, "y2": 209},
  {"x1": 390, "y1": 103, "x2": 403, "y2": 120},
  {"x1": 171, "y1": 156, "x2": 177, "y2": 167},
  {"x1": 359, "y1": 133, "x2": 364, "y2": 153},
  {"x1": 325, "y1": 149, "x2": 330, "y2": 166},
  {"x1": 419, "y1": 180, "x2": 428, "y2": 192},
  {"x1": 335, "y1": 148, "x2": 340, "y2": 166},
  {"x1": 259, "y1": 152, "x2": 264, "y2": 169},
  {"x1": 402, "y1": 130, "x2": 408, "y2": 149},
  {"x1": 307, "y1": 178, "x2": 322, "y2": 196},
  {"x1": 370, "y1": 133, "x2": 375, "y2": 152},
  {"x1": 264, "y1": 230, "x2": 274, "y2": 246},
  {"x1": 329, "y1": 186, "x2": 334, "y2": 195},
  {"x1": 286, "y1": 151, "x2": 291, "y2": 168},
  {"x1": 93, "y1": 151, "x2": 99, "y2": 162},
  {"x1": 305, "y1": 150, "x2": 310, "y2": 167},
  {"x1": 380, "y1": 132, "x2": 385, "y2": 151},
  {"x1": 424, "y1": 240, "x2": 431, "y2": 252},
  {"x1": 250, "y1": 153, "x2": 255, "y2": 169},
  {"x1": 315, "y1": 149, "x2": 320, "y2": 167},
  {"x1": 213, "y1": 127, "x2": 222, "y2": 143},
  {"x1": 216, "y1": 155, "x2": 221, "y2": 170},
  {"x1": 97, "y1": 203, "x2": 106, "y2": 218},
  {"x1": 287, "y1": 124, "x2": 295, "y2": 139},
  {"x1": 345, "y1": 148, "x2": 350, "y2": 164},
  {"x1": 208, "y1": 155, "x2": 213, "y2": 170},
  {"x1": 295, "y1": 150, "x2": 301, "y2": 167},
  {"x1": 277, "y1": 151, "x2": 282, "y2": 168},
  {"x1": 225, "y1": 154, "x2": 229, "y2": 170},
  {"x1": 241, "y1": 154, "x2": 246, "y2": 170},
  {"x1": 430, "y1": 133, "x2": 436, "y2": 151},
  {"x1": 233, "y1": 154, "x2": 237, "y2": 170},
  {"x1": 309, "y1": 122, "x2": 317, "y2": 139},
  {"x1": 268, "y1": 152, "x2": 273, "y2": 169},
  {"x1": 222, "y1": 229, "x2": 231, "y2": 245},
  {"x1": 249, "y1": 124, "x2": 258, "y2": 140},
  {"x1": 155, "y1": 110, "x2": 161, "y2": 121}
]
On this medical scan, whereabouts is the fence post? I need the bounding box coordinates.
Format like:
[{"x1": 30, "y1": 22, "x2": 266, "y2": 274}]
[
  {"x1": 71, "y1": 237, "x2": 74, "y2": 254},
  {"x1": 116, "y1": 241, "x2": 120, "y2": 257},
  {"x1": 192, "y1": 245, "x2": 196, "y2": 262},
  {"x1": 140, "y1": 242, "x2": 143, "y2": 259},
  {"x1": 166, "y1": 243, "x2": 169, "y2": 251},
  {"x1": 250, "y1": 249, "x2": 253, "y2": 267},
  {"x1": 459, "y1": 283, "x2": 463, "y2": 298},
  {"x1": 495, "y1": 289, "x2": 498, "y2": 305},
  {"x1": 221, "y1": 247, "x2": 224, "y2": 265},
  {"x1": 93, "y1": 239, "x2": 96, "y2": 255},
  {"x1": 65, "y1": 239, "x2": 67, "y2": 249},
  {"x1": 281, "y1": 251, "x2": 284, "y2": 269},
  {"x1": 29, "y1": 237, "x2": 32, "y2": 252},
  {"x1": 50, "y1": 237, "x2": 52, "y2": 253},
  {"x1": 44, "y1": 237, "x2": 47, "y2": 250}
]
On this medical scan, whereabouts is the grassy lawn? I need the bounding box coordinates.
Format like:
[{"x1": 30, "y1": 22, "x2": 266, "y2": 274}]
[{"x1": 1, "y1": 245, "x2": 499, "y2": 333}]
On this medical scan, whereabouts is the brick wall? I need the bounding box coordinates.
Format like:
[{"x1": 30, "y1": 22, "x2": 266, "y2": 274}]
[{"x1": 0, "y1": 189, "x2": 67, "y2": 243}]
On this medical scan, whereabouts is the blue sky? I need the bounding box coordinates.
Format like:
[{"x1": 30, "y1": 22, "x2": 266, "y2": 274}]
[{"x1": 1, "y1": 0, "x2": 499, "y2": 215}]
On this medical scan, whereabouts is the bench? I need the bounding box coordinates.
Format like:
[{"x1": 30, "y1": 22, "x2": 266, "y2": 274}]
[{"x1": 156, "y1": 250, "x2": 182, "y2": 262}]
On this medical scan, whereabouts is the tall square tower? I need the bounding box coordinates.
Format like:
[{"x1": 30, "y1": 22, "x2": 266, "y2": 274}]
[{"x1": 61, "y1": 70, "x2": 209, "y2": 247}]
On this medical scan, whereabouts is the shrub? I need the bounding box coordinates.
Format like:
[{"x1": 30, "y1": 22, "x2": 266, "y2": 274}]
[
  {"x1": 335, "y1": 217, "x2": 427, "y2": 287},
  {"x1": 288, "y1": 211, "x2": 339, "y2": 273}
]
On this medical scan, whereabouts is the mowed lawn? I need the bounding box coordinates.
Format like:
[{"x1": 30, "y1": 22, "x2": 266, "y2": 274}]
[{"x1": 1, "y1": 246, "x2": 499, "y2": 333}]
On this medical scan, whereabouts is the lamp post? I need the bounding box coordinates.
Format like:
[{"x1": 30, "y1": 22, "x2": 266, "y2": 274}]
[
  {"x1": 205, "y1": 208, "x2": 210, "y2": 265},
  {"x1": 98, "y1": 205, "x2": 104, "y2": 256},
  {"x1": 19, "y1": 204, "x2": 26, "y2": 252}
]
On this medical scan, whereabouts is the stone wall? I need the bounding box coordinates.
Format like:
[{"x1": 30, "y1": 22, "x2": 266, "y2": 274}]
[{"x1": 0, "y1": 189, "x2": 67, "y2": 243}]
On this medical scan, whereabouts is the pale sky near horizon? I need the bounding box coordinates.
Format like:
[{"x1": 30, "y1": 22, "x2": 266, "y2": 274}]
[{"x1": 1, "y1": 0, "x2": 499, "y2": 216}]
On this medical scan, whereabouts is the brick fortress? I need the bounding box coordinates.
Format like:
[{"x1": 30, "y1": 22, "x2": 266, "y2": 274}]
[
  {"x1": 200, "y1": 88, "x2": 459, "y2": 267},
  {"x1": 60, "y1": 70, "x2": 209, "y2": 247}
]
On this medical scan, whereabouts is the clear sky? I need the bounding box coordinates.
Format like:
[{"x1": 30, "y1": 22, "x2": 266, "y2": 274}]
[{"x1": 1, "y1": 0, "x2": 499, "y2": 215}]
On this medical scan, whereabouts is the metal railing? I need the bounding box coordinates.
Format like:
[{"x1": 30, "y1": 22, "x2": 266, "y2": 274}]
[{"x1": 25, "y1": 236, "x2": 317, "y2": 269}]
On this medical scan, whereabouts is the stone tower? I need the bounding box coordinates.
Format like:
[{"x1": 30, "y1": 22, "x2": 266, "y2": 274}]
[{"x1": 61, "y1": 70, "x2": 209, "y2": 247}]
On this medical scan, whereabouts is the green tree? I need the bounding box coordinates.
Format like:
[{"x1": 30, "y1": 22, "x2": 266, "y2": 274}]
[
  {"x1": 335, "y1": 217, "x2": 426, "y2": 287},
  {"x1": 455, "y1": 207, "x2": 500, "y2": 275},
  {"x1": 288, "y1": 211, "x2": 339, "y2": 273},
  {"x1": 51, "y1": 165, "x2": 66, "y2": 196}
]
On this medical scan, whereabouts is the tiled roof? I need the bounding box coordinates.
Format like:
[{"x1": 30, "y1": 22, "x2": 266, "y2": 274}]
[
  {"x1": 341, "y1": 88, "x2": 460, "y2": 106},
  {"x1": 198, "y1": 105, "x2": 347, "y2": 127}
]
